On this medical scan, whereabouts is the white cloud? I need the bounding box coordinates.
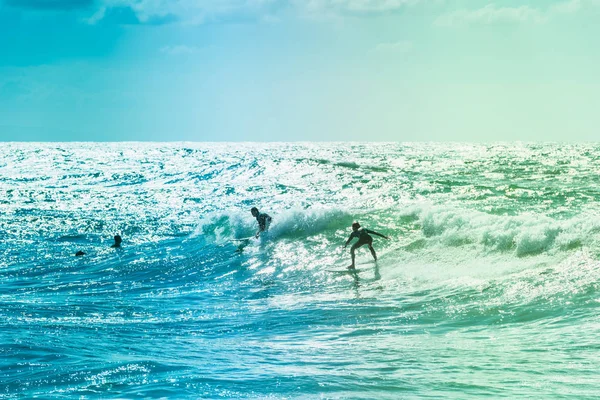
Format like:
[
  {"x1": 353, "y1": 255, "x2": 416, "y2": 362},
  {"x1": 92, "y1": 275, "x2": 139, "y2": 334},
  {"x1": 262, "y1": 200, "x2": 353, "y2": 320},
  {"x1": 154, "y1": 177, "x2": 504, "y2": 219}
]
[
  {"x1": 435, "y1": 4, "x2": 546, "y2": 27},
  {"x1": 372, "y1": 40, "x2": 413, "y2": 53},
  {"x1": 94, "y1": 0, "x2": 287, "y2": 23},
  {"x1": 301, "y1": 0, "x2": 420, "y2": 13},
  {"x1": 84, "y1": 6, "x2": 107, "y2": 24},
  {"x1": 434, "y1": 0, "x2": 598, "y2": 28},
  {"x1": 85, "y1": 0, "x2": 425, "y2": 24},
  {"x1": 84, "y1": 0, "x2": 597, "y2": 25},
  {"x1": 551, "y1": 0, "x2": 581, "y2": 14}
]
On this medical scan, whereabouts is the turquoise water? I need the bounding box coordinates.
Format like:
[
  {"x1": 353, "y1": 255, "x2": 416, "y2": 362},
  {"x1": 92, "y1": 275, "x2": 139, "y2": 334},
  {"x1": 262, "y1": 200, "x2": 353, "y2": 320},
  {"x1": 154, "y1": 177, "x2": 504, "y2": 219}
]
[{"x1": 1, "y1": 142, "x2": 600, "y2": 398}]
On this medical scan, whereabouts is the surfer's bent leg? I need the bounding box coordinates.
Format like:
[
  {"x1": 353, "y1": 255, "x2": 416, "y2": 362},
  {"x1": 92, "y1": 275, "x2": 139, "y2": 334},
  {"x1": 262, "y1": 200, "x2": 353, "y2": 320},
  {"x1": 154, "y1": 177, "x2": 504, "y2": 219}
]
[
  {"x1": 349, "y1": 242, "x2": 366, "y2": 269},
  {"x1": 368, "y1": 244, "x2": 377, "y2": 261},
  {"x1": 349, "y1": 244, "x2": 357, "y2": 268}
]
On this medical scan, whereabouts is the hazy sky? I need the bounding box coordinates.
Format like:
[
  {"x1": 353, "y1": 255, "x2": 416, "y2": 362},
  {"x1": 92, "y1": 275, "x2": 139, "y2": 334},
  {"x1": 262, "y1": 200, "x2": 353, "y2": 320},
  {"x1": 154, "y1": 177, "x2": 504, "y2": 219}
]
[{"x1": 1, "y1": 0, "x2": 599, "y2": 141}]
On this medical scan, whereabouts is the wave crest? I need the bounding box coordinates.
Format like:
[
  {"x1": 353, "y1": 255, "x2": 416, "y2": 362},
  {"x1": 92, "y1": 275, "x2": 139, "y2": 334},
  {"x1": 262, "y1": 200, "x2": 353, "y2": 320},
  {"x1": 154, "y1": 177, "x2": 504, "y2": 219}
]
[{"x1": 410, "y1": 205, "x2": 599, "y2": 257}]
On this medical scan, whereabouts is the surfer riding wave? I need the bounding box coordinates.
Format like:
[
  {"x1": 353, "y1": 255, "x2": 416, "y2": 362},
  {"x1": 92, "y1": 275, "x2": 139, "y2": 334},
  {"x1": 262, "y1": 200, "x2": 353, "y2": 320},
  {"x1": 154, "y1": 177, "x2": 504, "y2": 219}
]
[{"x1": 343, "y1": 222, "x2": 389, "y2": 270}]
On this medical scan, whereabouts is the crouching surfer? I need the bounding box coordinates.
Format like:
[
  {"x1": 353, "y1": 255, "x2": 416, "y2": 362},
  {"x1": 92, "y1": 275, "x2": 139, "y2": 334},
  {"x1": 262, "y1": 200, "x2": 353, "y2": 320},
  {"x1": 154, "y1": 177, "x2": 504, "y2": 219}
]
[
  {"x1": 343, "y1": 222, "x2": 389, "y2": 270},
  {"x1": 251, "y1": 207, "x2": 272, "y2": 238}
]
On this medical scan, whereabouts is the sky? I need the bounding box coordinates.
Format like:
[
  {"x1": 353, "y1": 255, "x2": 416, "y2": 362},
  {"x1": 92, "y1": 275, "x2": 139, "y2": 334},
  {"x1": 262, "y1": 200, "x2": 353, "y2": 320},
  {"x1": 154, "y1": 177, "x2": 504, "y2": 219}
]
[{"x1": 0, "y1": 0, "x2": 599, "y2": 141}]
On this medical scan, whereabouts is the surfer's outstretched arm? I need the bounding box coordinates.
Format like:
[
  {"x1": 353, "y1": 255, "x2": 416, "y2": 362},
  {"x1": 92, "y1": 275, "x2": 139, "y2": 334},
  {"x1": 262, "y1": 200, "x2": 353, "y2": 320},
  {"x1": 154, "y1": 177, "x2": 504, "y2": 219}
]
[
  {"x1": 366, "y1": 229, "x2": 389, "y2": 240},
  {"x1": 343, "y1": 236, "x2": 353, "y2": 248}
]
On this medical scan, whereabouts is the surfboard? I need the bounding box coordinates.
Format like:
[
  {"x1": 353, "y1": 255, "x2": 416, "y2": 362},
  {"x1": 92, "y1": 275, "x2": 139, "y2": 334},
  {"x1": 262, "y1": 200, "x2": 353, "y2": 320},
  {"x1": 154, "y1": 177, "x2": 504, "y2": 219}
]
[
  {"x1": 231, "y1": 236, "x2": 255, "y2": 242},
  {"x1": 326, "y1": 259, "x2": 377, "y2": 273},
  {"x1": 326, "y1": 268, "x2": 366, "y2": 274},
  {"x1": 326, "y1": 264, "x2": 375, "y2": 273}
]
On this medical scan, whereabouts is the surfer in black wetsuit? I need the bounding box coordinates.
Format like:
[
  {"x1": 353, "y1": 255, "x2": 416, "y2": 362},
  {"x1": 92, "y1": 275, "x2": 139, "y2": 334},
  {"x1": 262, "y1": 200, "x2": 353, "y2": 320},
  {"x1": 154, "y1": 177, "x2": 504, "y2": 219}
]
[
  {"x1": 251, "y1": 207, "x2": 272, "y2": 238},
  {"x1": 343, "y1": 222, "x2": 389, "y2": 270},
  {"x1": 111, "y1": 235, "x2": 122, "y2": 248}
]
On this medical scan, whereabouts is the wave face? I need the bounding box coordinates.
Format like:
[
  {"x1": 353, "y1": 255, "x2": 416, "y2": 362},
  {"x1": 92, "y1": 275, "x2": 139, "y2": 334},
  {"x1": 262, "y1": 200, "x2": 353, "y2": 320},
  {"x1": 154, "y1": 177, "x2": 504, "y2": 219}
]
[{"x1": 2, "y1": 142, "x2": 600, "y2": 398}]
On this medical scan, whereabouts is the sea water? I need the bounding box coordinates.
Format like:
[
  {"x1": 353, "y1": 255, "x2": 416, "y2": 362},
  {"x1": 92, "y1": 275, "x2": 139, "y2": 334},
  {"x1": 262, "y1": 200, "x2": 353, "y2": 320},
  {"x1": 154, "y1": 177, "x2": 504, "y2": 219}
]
[{"x1": 1, "y1": 142, "x2": 599, "y2": 398}]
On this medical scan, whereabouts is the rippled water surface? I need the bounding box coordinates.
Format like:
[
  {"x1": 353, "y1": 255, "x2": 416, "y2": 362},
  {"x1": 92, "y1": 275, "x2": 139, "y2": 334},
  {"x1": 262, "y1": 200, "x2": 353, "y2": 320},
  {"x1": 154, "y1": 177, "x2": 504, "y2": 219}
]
[{"x1": 1, "y1": 143, "x2": 600, "y2": 398}]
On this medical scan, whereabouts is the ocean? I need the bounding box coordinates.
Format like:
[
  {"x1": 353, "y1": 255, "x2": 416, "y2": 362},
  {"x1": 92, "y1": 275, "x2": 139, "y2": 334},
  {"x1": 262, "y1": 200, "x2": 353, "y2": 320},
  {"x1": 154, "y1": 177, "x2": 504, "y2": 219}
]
[{"x1": 1, "y1": 142, "x2": 599, "y2": 398}]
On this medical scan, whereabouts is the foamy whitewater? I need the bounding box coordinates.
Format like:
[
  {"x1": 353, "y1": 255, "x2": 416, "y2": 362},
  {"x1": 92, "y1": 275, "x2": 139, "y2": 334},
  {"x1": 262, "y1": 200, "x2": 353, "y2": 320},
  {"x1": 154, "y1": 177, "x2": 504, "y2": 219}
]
[{"x1": 1, "y1": 143, "x2": 600, "y2": 398}]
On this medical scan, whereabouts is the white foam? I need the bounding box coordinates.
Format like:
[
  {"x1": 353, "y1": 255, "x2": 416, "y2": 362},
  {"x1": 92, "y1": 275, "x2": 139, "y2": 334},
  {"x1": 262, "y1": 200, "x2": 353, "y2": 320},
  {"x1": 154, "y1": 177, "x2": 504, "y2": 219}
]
[
  {"x1": 407, "y1": 204, "x2": 600, "y2": 258},
  {"x1": 192, "y1": 206, "x2": 353, "y2": 243}
]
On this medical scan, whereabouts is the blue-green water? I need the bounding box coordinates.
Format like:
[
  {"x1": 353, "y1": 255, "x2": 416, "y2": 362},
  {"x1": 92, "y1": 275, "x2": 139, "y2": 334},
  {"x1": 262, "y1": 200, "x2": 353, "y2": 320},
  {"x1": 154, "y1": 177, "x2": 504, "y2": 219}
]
[{"x1": 1, "y1": 143, "x2": 600, "y2": 398}]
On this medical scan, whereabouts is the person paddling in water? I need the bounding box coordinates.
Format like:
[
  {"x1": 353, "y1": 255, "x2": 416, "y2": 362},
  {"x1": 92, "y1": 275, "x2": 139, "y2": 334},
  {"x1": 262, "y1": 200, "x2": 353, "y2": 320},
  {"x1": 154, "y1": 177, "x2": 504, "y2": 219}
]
[
  {"x1": 343, "y1": 222, "x2": 389, "y2": 270},
  {"x1": 251, "y1": 207, "x2": 272, "y2": 238}
]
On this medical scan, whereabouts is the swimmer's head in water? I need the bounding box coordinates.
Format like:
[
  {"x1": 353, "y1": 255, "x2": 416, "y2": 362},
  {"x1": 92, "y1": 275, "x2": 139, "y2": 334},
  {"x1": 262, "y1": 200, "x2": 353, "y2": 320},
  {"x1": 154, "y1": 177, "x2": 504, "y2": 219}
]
[
  {"x1": 352, "y1": 222, "x2": 360, "y2": 231},
  {"x1": 114, "y1": 235, "x2": 122, "y2": 245},
  {"x1": 251, "y1": 207, "x2": 259, "y2": 217}
]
